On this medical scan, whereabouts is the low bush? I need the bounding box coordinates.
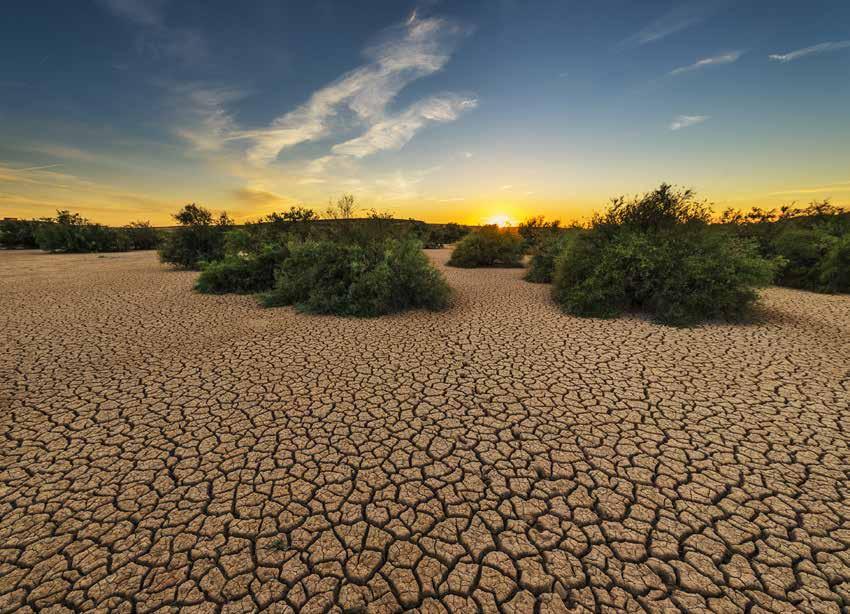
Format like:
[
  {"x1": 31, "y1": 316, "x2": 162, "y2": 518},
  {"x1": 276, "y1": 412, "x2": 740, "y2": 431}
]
[
  {"x1": 819, "y1": 234, "x2": 850, "y2": 293},
  {"x1": 195, "y1": 244, "x2": 290, "y2": 294},
  {"x1": 159, "y1": 203, "x2": 233, "y2": 269},
  {"x1": 719, "y1": 199, "x2": 849, "y2": 293},
  {"x1": 447, "y1": 225, "x2": 523, "y2": 268},
  {"x1": 552, "y1": 184, "x2": 777, "y2": 326},
  {"x1": 518, "y1": 216, "x2": 561, "y2": 252},
  {"x1": 0, "y1": 218, "x2": 45, "y2": 249},
  {"x1": 525, "y1": 231, "x2": 578, "y2": 283},
  {"x1": 263, "y1": 237, "x2": 450, "y2": 316},
  {"x1": 124, "y1": 221, "x2": 161, "y2": 250},
  {"x1": 34, "y1": 210, "x2": 134, "y2": 253}
]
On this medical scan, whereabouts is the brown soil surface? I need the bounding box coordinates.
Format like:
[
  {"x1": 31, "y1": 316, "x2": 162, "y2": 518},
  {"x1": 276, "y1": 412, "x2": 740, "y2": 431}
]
[{"x1": 1, "y1": 248, "x2": 849, "y2": 613}]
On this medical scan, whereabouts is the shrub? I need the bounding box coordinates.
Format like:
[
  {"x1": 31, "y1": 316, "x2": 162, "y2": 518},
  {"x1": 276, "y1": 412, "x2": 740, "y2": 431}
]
[
  {"x1": 819, "y1": 234, "x2": 850, "y2": 293},
  {"x1": 719, "y1": 199, "x2": 850, "y2": 293},
  {"x1": 771, "y1": 227, "x2": 830, "y2": 290},
  {"x1": 0, "y1": 218, "x2": 45, "y2": 249},
  {"x1": 518, "y1": 216, "x2": 561, "y2": 252},
  {"x1": 158, "y1": 204, "x2": 233, "y2": 269},
  {"x1": 124, "y1": 221, "x2": 161, "y2": 250},
  {"x1": 195, "y1": 244, "x2": 290, "y2": 294},
  {"x1": 34, "y1": 210, "x2": 133, "y2": 253},
  {"x1": 552, "y1": 184, "x2": 777, "y2": 326},
  {"x1": 263, "y1": 237, "x2": 450, "y2": 317},
  {"x1": 447, "y1": 225, "x2": 523, "y2": 268},
  {"x1": 525, "y1": 231, "x2": 579, "y2": 283}
]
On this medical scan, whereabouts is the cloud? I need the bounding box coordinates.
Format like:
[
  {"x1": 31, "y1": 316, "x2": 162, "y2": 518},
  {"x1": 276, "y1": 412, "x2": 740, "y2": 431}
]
[
  {"x1": 174, "y1": 86, "x2": 246, "y2": 152},
  {"x1": 624, "y1": 2, "x2": 715, "y2": 46},
  {"x1": 768, "y1": 181, "x2": 850, "y2": 196},
  {"x1": 232, "y1": 187, "x2": 288, "y2": 206},
  {"x1": 190, "y1": 14, "x2": 473, "y2": 165},
  {"x1": 28, "y1": 144, "x2": 102, "y2": 164},
  {"x1": 97, "y1": 0, "x2": 207, "y2": 64},
  {"x1": 670, "y1": 51, "x2": 742, "y2": 75},
  {"x1": 499, "y1": 184, "x2": 513, "y2": 191},
  {"x1": 331, "y1": 94, "x2": 477, "y2": 158},
  {"x1": 96, "y1": 0, "x2": 165, "y2": 26},
  {"x1": 670, "y1": 115, "x2": 710, "y2": 130},
  {"x1": 769, "y1": 40, "x2": 850, "y2": 63}
]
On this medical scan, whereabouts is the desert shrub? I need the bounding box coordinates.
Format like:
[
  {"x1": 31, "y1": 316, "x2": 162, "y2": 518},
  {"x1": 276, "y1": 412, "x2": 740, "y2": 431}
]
[
  {"x1": 719, "y1": 199, "x2": 850, "y2": 293},
  {"x1": 263, "y1": 237, "x2": 450, "y2": 317},
  {"x1": 0, "y1": 218, "x2": 46, "y2": 248},
  {"x1": 525, "y1": 231, "x2": 577, "y2": 283},
  {"x1": 34, "y1": 210, "x2": 133, "y2": 253},
  {"x1": 195, "y1": 244, "x2": 290, "y2": 294},
  {"x1": 518, "y1": 216, "x2": 561, "y2": 252},
  {"x1": 447, "y1": 225, "x2": 523, "y2": 268},
  {"x1": 158, "y1": 203, "x2": 233, "y2": 269},
  {"x1": 818, "y1": 234, "x2": 850, "y2": 293},
  {"x1": 771, "y1": 227, "x2": 830, "y2": 290},
  {"x1": 552, "y1": 184, "x2": 777, "y2": 326},
  {"x1": 431, "y1": 222, "x2": 469, "y2": 245},
  {"x1": 124, "y1": 221, "x2": 161, "y2": 250}
]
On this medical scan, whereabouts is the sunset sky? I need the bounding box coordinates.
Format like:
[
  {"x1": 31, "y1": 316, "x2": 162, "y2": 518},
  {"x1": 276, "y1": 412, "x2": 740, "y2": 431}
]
[{"x1": 2, "y1": 0, "x2": 849, "y2": 226}]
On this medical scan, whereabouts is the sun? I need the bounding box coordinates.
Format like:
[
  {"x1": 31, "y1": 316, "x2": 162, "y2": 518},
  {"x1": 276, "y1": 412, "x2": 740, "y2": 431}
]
[{"x1": 485, "y1": 213, "x2": 514, "y2": 228}]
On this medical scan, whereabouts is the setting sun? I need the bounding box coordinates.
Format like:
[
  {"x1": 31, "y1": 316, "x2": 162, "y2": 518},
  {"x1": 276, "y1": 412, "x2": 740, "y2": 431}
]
[{"x1": 485, "y1": 214, "x2": 515, "y2": 228}]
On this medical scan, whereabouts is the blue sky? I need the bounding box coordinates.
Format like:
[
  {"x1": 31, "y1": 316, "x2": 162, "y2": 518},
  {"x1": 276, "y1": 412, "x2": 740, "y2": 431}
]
[{"x1": 1, "y1": 0, "x2": 849, "y2": 225}]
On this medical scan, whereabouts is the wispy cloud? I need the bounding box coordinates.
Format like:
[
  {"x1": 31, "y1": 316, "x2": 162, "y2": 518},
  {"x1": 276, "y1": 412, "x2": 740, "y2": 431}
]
[
  {"x1": 28, "y1": 144, "x2": 102, "y2": 164},
  {"x1": 624, "y1": 2, "x2": 715, "y2": 46},
  {"x1": 331, "y1": 94, "x2": 477, "y2": 158},
  {"x1": 768, "y1": 181, "x2": 850, "y2": 196},
  {"x1": 97, "y1": 0, "x2": 207, "y2": 64},
  {"x1": 670, "y1": 115, "x2": 710, "y2": 130},
  {"x1": 769, "y1": 40, "x2": 850, "y2": 63},
  {"x1": 179, "y1": 14, "x2": 475, "y2": 168},
  {"x1": 174, "y1": 86, "x2": 246, "y2": 152},
  {"x1": 670, "y1": 51, "x2": 742, "y2": 75},
  {"x1": 96, "y1": 0, "x2": 165, "y2": 26}
]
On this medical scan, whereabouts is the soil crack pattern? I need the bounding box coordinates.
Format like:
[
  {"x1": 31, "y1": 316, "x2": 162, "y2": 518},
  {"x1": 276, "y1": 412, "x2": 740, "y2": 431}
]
[{"x1": 1, "y1": 249, "x2": 849, "y2": 613}]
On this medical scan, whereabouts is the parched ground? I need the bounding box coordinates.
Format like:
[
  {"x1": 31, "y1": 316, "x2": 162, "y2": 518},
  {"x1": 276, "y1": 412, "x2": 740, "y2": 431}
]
[{"x1": 1, "y1": 249, "x2": 849, "y2": 614}]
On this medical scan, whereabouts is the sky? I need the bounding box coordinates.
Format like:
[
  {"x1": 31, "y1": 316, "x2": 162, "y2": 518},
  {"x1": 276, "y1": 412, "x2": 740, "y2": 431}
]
[{"x1": 1, "y1": 0, "x2": 849, "y2": 226}]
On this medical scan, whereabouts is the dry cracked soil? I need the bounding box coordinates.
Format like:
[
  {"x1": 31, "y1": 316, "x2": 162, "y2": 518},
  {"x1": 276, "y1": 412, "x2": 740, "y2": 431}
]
[{"x1": 1, "y1": 248, "x2": 849, "y2": 613}]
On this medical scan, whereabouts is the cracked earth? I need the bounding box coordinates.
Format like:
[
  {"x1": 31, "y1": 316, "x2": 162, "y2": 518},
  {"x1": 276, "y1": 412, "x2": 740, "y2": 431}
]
[{"x1": 1, "y1": 248, "x2": 849, "y2": 613}]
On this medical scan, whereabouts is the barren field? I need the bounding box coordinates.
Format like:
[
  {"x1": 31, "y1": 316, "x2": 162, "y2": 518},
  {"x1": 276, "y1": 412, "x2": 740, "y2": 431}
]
[{"x1": 2, "y1": 248, "x2": 849, "y2": 613}]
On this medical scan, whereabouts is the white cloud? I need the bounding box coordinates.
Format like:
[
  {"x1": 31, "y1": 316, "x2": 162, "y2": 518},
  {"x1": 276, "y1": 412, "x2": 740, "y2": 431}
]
[
  {"x1": 768, "y1": 182, "x2": 850, "y2": 196},
  {"x1": 225, "y1": 15, "x2": 470, "y2": 164},
  {"x1": 174, "y1": 86, "x2": 246, "y2": 152},
  {"x1": 96, "y1": 0, "x2": 164, "y2": 26},
  {"x1": 624, "y1": 2, "x2": 714, "y2": 46},
  {"x1": 769, "y1": 40, "x2": 850, "y2": 63},
  {"x1": 177, "y1": 13, "x2": 476, "y2": 168},
  {"x1": 331, "y1": 94, "x2": 477, "y2": 158},
  {"x1": 670, "y1": 115, "x2": 710, "y2": 130},
  {"x1": 670, "y1": 51, "x2": 742, "y2": 75},
  {"x1": 499, "y1": 184, "x2": 513, "y2": 191}
]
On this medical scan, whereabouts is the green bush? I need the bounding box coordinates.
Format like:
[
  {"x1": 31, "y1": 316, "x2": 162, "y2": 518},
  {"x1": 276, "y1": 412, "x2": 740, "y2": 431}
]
[
  {"x1": 552, "y1": 184, "x2": 777, "y2": 326},
  {"x1": 719, "y1": 200, "x2": 850, "y2": 293},
  {"x1": 771, "y1": 227, "x2": 829, "y2": 290},
  {"x1": 124, "y1": 221, "x2": 161, "y2": 250},
  {"x1": 525, "y1": 231, "x2": 578, "y2": 283},
  {"x1": 818, "y1": 234, "x2": 850, "y2": 293},
  {"x1": 0, "y1": 218, "x2": 45, "y2": 249},
  {"x1": 159, "y1": 204, "x2": 233, "y2": 269},
  {"x1": 447, "y1": 225, "x2": 523, "y2": 268},
  {"x1": 518, "y1": 216, "x2": 561, "y2": 252},
  {"x1": 34, "y1": 210, "x2": 134, "y2": 253},
  {"x1": 263, "y1": 238, "x2": 450, "y2": 317},
  {"x1": 195, "y1": 245, "x2": 290, "y2": 294}
]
